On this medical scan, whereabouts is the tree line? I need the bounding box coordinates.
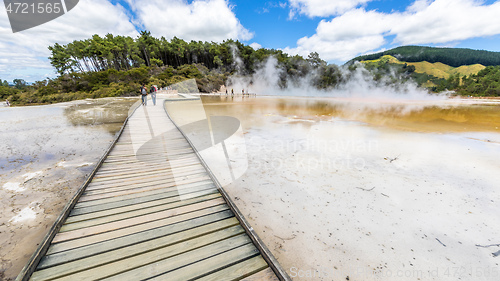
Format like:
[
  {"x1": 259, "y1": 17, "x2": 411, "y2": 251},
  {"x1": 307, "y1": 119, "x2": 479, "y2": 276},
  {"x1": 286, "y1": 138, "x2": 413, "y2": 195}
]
[
  {"x1": 49, "y1": 31, "x2": 315, "y2": 76},
  {"x1": 362, "y1": 59, "x2": 500, "y2": 96},
  {"x1": 0, "y1": 63, "x2": 231, "y2": 105},
  {"x1": 3, "y1": 36, "x2": 500, "y2": 106},
  {"x1": 444, "y1": 66, "x2": 500, "y2": 96},
  {"x1": 351, "y1": 46, "x2": 500, "y2": 68},
  {"x1": 4, "y1": 31, "x2": 347, "y2": 106},
  {"x1": 47, "y1": 31, "x2": 346, "y2": 89}
]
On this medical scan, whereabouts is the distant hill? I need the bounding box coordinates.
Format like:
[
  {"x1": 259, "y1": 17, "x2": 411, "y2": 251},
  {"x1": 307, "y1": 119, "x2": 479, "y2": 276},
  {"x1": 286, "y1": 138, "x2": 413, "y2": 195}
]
[
  {"x1": 361, "y1": 55, "x2": 485, "y2": 80},
  {"x1": 350, "y1": 46, "x2": 500, "y2": 67}
]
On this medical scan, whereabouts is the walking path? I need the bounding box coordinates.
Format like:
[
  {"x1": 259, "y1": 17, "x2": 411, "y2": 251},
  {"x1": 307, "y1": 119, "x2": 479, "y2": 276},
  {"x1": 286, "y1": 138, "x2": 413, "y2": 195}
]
[{"x1": 18, "y1": 94, "x2": 287, "y2": 281}]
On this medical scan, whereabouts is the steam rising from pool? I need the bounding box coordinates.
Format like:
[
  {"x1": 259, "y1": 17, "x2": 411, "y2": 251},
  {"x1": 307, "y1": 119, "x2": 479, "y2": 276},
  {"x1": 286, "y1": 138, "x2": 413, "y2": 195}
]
[{"x1": 227, "y1": 56, "x2": 449, "y2": 102}]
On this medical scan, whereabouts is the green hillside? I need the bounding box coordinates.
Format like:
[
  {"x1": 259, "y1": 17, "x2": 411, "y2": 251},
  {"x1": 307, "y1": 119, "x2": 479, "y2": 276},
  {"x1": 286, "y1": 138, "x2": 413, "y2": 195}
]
[
  {"x1": 359, "y1": 54, "x2": 500, "y2": 96},
  {"x1": 361, "y1": 55, "x2": 485, "y2": 80},
  {"x1": 350, "y1": 46, "x2": 500, "y2": 67}
]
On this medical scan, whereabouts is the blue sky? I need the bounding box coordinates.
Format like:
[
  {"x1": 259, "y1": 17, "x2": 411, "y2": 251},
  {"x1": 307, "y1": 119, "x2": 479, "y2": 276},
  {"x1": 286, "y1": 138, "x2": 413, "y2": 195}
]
[{"x1": 1, "y1": 0, "x2": 500, "y2": 82}]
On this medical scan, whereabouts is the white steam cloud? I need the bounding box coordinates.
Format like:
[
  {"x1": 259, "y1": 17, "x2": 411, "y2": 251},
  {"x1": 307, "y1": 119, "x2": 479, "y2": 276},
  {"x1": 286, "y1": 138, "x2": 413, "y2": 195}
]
[
  {"x1": 229, "y1": 44, "x2": 245, "y2": 75},
  {"x1": 227, "y1": 56, "x2": 449, "y2": 102}
]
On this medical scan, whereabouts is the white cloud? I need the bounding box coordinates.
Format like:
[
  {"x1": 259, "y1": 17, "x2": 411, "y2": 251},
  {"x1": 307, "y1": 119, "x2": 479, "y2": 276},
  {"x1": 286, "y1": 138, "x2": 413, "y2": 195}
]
[
  {"x1": 0, "y1": 0, "x2": 253, "y2": 81},
  {"x1": 284, "y1": 33, "x2": 386, "y2": 62},
  {"x1": 286, "y1": 0, "x2": 500, "y2": 62},
  {"x1": 0, "y1": 0, "x2": 138, "y2": 81},
  {"x1": 130, "y1": 0, "x2": 253, "y2": 42},
  {"x1": 250, "y1": 42, "x2": 262, "y2": 49},
  {"x1": 392, "y1": 0, "x2": 500, "y2": 45},
  {"x1": 283, "y1": 8, "x2": 396, "y2": 61},
  {"x1": 288, "y1": 0, "x2": 372, "y2": 18}
]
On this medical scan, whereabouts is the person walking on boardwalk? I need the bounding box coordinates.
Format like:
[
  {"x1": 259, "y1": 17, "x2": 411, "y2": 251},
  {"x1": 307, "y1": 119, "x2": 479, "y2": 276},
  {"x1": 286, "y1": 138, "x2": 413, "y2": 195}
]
[
  {"x1": 231, "y1": 88, "x2": 234, "y2": 97},
  {"x1": 140, "y1": 84, "x2": 148, "y2": 106},
  {"x1": 150, "y1": 85, "x2": 157, "y2": 105}
]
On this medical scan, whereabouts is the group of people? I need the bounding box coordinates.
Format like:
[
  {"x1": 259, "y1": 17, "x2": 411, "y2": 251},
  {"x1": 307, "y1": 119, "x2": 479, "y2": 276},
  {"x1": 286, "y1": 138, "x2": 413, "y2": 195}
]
[
  {"x1": 140, "y1": 84, "x2": 157, "y2": 106},
  {"x1": 140, "y1": 85, "x2": 254, "y2": 103},
  {"x1": 224, "y1": 88, "x2": 252, "y2": 96}
]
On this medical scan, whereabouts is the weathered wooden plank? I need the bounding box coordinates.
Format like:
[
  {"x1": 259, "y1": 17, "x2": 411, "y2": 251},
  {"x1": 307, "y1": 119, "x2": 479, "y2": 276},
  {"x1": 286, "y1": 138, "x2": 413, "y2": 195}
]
[
  {"x1": 147, "y1": 243, "x2": 260, "y2": 281},
  {"x1": 79, "y1": 173, "x2": 211, "y2": 202},
  {"x1": 65, "y1": 190, "x2": 221, "y2": 224},
  {"x1": 102, "y1": 150, "x2": 195, "y2": 164},
  {"x1": 68, "y1": 188, "x2": 220, "y2": 218},
  {"x1": 33, "y1": 219, "x2": 242, "y2": 279},
  {"x1": 106, "y1": 149, "x2": 192, "y2": 158},
  {"x1": 100, "y1": 234, "x2": 253, "y2": 281},
  {"x1": 87, "y1": 171, "x2": 178, "y2": 187},
  {"x1": 107, "y1": 143, "x2": 191, "y2": 153},
  {"x1": 96, "y1": 163, "x2": 172, "y2": 175},
  {"x1": 91, "y1": 166, "x2": 205, "y2": 186},
  {"x1": 94, "y1": 160, "x2": 201, "y2": 176},
  {"x1": 195, "y1": 256, "x2": 269, "y2": 281},
  {"x1": 84, "y1": 177, "x2": 181, "y2": 196},
  {"x1": 105, "y1": 149, "x2": 197, "y2": 159},
  {"x1": 93, "y1": 163, "x2": 202, "y2": 179},
  {"x1": 46, "y1": 208, "x2": 234, "y2": 256},
  {"x1": 54, "y1": 198, "x2": 227, "y2": 241},
  {"x1": 88, "y1": 166, "x2": 206, "y2": 192},
  {"x1": 106, "y1": 147, "x2": 193, "y2": 158},
  {"x1": 107, "y1": 146, "x2": 191, "y2": 155},
  {"x1": 88, "y1": 166, "x2": 207, "y2": 186},
  {"x1": 91, "y1": 165, "x2": 206, "y2": 183},
  {"x1": 109, "y1": 140, "x2": 190, "y2": 149},
  {"x1": 97, "y1": 155, "x2": 194, "y2": 166},
  {"x1": 113, "y1": 133, "x2": 185, "y2": 141},
  {"x1": 96, "y1": 160, "x2": 200, "y2": 175},
  {"x1": 99, "y1": 155, "x2": 198, "y2": 169},
  {"x1": 104, "y1": 150, "x2": 194, "y2": 162},
  {"x1": 78, "y1": 175, "x2": 211, "y2": 204},
  {"x1": 111, "y1": 139, "x2": 186, "y2": 145},
  {"x1": 45, "y1": 234, "x2": 250, "y2": 281},
  {"x1": 74, "y1": 179, "x2": 214, "y2": 211},
  {"x1": 85, "y1": 170, "x2": 207, "y2": 192},
  {"x1": 241, "y1": 267, "x2": 280, "y2": 281},
  {"x1": 100, "y1": 158, "x2": 200, "y2": 170},
  {"x1": 110, "y1": 137, "x2": 186, "y2": 145},
  {"x1": 83, "y1": 175, "x2": 209, "y2": 198},
  {"x1": 71, "y1": 181, "x2": 216, "y2": 215},
  {"x1": 109, "y1": 142, "x2": 190, "y2": 151}
]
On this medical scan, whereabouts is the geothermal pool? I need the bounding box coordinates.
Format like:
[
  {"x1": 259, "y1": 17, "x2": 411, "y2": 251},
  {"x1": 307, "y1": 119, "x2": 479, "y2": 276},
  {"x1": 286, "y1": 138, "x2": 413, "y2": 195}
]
[
  {"x1": 167, "y1": 95, "x2": 500, "y2": 281},
  {"x1": 0, "y1": 98, "x2": 137, "y2": 280},
  {"x1": 1, "y1": 95, "x2": 499, "y2": 281}
]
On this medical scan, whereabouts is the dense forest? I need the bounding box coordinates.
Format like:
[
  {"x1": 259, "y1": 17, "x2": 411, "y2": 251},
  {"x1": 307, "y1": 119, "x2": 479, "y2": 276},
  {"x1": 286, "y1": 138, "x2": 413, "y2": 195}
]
[
  {"x1": 351, "y1": 46, "x2": 500, "y2": 67},
  {"x1": 1, "y1": 32, "x2": 345, "y2": 105},
  {"x1": 48, "y1": 31, "x2": 323, "y2": 76},
  {"x1": 49, "y1": 32, "x2": 250, "y2": 74},
  {"x1": 443, "y1": 66, "x2": 500, "y2": 96},
  {"x1": 0, "y1": 64, "x2": 227, "y2": 105},
  {"x1": 2, "y1": 36, "x2": 500, "y2": 106},
  {"x1": 47, "y1": 31, "x2": 345, "y2": 89}
]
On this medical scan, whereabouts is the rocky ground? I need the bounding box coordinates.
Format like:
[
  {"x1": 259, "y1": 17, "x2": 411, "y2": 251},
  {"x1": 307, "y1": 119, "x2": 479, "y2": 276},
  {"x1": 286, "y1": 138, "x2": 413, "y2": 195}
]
[{"x1": 0, "y1": 98, "x2": 136, "y2": 280}]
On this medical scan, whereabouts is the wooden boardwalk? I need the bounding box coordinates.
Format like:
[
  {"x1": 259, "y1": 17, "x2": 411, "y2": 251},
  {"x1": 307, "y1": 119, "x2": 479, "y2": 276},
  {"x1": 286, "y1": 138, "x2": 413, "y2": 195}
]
[{"x1": 19, "y1": 94, "x2": 288, "y2": 281}]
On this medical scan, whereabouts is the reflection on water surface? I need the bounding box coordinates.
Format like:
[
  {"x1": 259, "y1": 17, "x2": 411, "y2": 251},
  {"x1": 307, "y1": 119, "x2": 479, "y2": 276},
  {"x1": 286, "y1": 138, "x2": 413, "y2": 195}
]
[{"x1": 200, "y1": 95, "x2": 500, "y2": 133}]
